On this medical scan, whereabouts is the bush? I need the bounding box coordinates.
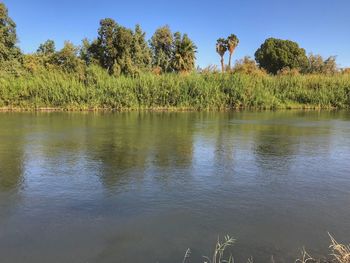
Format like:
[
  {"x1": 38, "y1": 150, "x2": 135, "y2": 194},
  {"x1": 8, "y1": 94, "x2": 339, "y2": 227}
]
[
  {"x1": 277, "y1": 67, "x2": 300, "y2": 76},
  {"x1": 232, "y1": 56, "x2": 267, "y2": 76},
  {"x1": 305, "y1": 54, "x2": 338, "y2": 75}
]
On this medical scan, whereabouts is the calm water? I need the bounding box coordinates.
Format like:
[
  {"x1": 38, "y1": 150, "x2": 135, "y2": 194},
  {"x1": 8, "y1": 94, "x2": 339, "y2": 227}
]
[{"x1": 0, "y1": 111, "x2": 350, "y2": 263}]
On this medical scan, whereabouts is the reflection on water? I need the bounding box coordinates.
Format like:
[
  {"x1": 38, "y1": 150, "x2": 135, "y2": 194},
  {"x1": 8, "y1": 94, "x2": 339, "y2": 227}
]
[
  {"x1": 0, "y1": 116, "x2": 26, "y2": 191},
  {"x1": 0, "y1": 111, "x2": 350, "y2": 263}
]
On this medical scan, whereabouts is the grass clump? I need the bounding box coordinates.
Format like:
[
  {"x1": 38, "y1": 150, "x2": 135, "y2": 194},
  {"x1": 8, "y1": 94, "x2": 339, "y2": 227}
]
[
  {"x1": 329, "y1": 234, "x2": 350, "y2": 263},
  {"x1": 182, "y1": 234, "x2": 350, "y2": 263},
  {"x1": 183, "y1": 235, "x2": 235, "y2": 263}
]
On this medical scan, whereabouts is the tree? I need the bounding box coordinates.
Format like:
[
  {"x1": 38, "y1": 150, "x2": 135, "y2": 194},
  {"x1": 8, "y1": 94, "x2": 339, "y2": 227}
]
[
  {"x1": 227, "y1": 34, "x2": 239, "y2": 70},
  {"x1": 90, "y1": 18, "x2": 137, "y2": 76},
  {"x1": 131, "y1": 24, "x2": 151, "y2": 72},
  {"x1": 216, "y1": 38, "x2": 227, "y2": 72},
  {"x1": 51, "y1": 41, "x2": 83, "y2": 73},
  {"x1": 306, "y1": 53, "x2": 324, "y2": 74},
  {"x1": 150, "y1": 25, "x2": 173, "y2": 73},
  {"x1": 255, "y1": 38, "x2": 308, "y2": 74},
  {"x1": 305, "y1": 53, "x2": 338, "y2": 74},
  {"x1": 172, "y1": 32, "x2": 182, "y2": 72},
  {"x1": 0, "y1": 2, "x2": 21, "y2": 62},
  {"x1": 95, "y1": 18, "x2": 119, "y2": 73},
  {"x1": 342, "y1": 68, "x2": 350, "y2": 75},
  {"x1": 115, "y1": 25, "x2": 134, "y2": 75},
  {"x1": 79, "y1": 38, "x2": 94, "y2": 65},
  {"x1": 32, "y1": 40, "x2": 57, "y2": 71},
  {"x1": 86, "y1": 39, "x2": 100, "y2": 65},
  {"x1": 171, "y1": 32, "x2": 197, "y2": 73},
  {"x1": 37, "y1": 40, "x2": 56, "y2": 55},
  {"x1": 322, "y1": 56, "x2": 338, "y2": 75}
]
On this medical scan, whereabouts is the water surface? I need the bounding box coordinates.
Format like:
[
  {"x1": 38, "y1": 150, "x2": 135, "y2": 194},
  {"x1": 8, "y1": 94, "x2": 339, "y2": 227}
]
[{"x1": 0, "y1": 111, "x2": 350, "y2": 263}]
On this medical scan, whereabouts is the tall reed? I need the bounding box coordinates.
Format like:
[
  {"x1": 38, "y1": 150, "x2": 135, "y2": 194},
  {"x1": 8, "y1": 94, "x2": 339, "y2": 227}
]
[
  {"x1": 1, "y1": 68, "x2": 349, "y2": 110},
  {"x1": 183, "y1": 234, "x2": 350, "y2": 263}
]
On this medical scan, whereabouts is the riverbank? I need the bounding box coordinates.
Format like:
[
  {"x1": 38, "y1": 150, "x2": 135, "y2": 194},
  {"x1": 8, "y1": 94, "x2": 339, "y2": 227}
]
[
  {"x1": 1, "y1": 69, "x2": 349, "y2": 111},
  {"x1": 0, "y1": 106, "x2": 337, "y2": 112}
]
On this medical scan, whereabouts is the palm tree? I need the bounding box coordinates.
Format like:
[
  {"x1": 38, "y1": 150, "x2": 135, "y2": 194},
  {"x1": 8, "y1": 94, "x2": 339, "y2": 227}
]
[
  {"x1": 172, "y1": 32, "x2": 197, "y2": 73},
  {"x1": 181, "y1": 34, "x2": 197, "y2": 72},
  {"x1": 227, "y1": 34, "x2": 239, "y2": 70},
  {"x1": 216, "y1": 38, "x2": 227, "y2": 72}
]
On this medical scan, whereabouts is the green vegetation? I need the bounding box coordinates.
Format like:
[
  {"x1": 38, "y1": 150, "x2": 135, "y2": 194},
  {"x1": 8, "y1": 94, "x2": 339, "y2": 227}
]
[
  {"x1": 0, "y1": 3, "x2": 20, "y2": 62},
  {"x1": 254, "y1": 38, "x2": 308, "y2": 74},
  {"x1": 0, "y1": 2, "x2": 22, "y2": 75},
  {"x1": 1, "y1": 70, "x2": 349, "y2": 110},
  {"x1": 1, "y1": 2, "x2": 350, "y2": 111}
]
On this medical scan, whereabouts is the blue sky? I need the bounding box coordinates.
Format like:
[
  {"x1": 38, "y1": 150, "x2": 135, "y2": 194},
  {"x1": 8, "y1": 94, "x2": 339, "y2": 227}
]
[{"x1": 4, "y1": 0, "x2": 350, "y2": 68}]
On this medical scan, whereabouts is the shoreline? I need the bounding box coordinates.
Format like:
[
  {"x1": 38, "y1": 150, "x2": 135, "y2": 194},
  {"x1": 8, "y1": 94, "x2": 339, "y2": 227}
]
[
  {"x1": 0, "y1": 105, "x2": 343, "y2": 112},
  {"x1": 0, "y1": 105, "x2": 204, "y2": 112}
]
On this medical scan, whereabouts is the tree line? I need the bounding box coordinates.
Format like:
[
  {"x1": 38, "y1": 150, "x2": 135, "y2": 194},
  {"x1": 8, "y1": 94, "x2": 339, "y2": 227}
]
[
  {"x1": 0, "y1": 2, "x2": 347, "y2": 77},
  {"x1": 0, "y1": 2, "x2": 197, "y2": 76},
  {"x1": 216, "y1": 36, "x2": 340, "y2": 75}
]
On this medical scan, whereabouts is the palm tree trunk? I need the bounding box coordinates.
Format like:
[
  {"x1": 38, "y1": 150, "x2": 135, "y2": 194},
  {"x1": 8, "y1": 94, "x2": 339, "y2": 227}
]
[
  {"x1": 221, "y1": 56, "x2": 225, "y2": 72},
  {"x1": 228, "y1": 52, "x2": 232, "y2": 70}
]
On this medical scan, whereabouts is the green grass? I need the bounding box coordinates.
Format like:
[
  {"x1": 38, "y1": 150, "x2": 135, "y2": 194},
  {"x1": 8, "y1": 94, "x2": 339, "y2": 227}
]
[{"x1": 1, "y1": 67, "x2": 350, "y2": 110}]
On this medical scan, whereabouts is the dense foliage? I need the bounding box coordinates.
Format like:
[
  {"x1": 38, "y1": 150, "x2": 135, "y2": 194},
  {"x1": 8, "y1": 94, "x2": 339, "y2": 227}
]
[
  {"x1": 0, "y1": 2, "x2": 22, "y2": 74},
  {"x1": 0, "y1": 3, "x2": 20, "y2": 62},
  {"x1": 255, "y1": 38, "x2": 308, "y2": 74},
  {"x1": 37, "y1": 40, "x2": 56, "y2": 56},
  {"x1": 1, "y1": 70, "x2": 350, "y2": 110}
]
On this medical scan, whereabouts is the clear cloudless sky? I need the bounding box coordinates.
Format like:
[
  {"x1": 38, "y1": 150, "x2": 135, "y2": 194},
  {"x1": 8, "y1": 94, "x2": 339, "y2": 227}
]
[{"x1": 4, "y1": 0, "x2": 350, "y2": 68}]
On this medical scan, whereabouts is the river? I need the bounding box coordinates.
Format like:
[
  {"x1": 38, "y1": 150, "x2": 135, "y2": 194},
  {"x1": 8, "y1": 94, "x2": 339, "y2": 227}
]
[{"x1": 0, "y1": 111, "x2": 349, "y2": 263}]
